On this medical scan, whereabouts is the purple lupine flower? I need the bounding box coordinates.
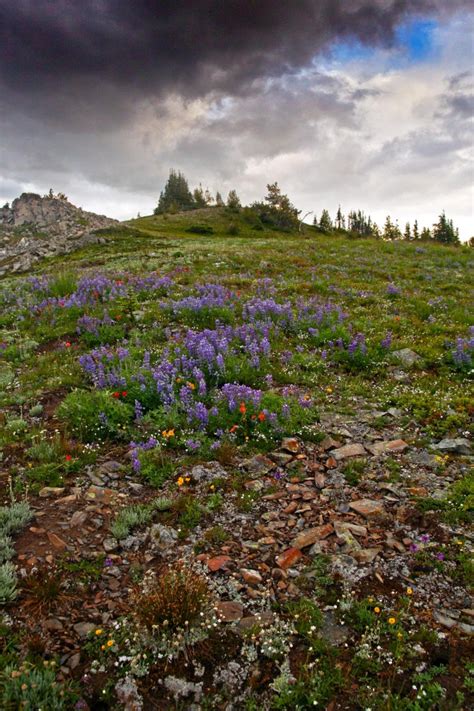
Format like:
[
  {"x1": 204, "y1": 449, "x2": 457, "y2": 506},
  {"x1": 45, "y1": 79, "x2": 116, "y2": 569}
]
[
  {"x1": 134, "y1": 399, "x2": 144, "y2": 421},
  {"x1": 381, "y1": 331, "x2": 392, "y2": 349}
]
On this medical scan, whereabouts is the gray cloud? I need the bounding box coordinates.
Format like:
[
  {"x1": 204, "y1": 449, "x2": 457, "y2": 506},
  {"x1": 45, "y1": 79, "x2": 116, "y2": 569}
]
[{"x1": 1, "y1": 0, "x2": 472, "y2": 127}]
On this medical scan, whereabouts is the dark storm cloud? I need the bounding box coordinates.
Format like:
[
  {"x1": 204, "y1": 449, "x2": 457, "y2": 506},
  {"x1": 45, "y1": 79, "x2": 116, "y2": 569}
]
[{"x1": 0, "y1": 0, "x2": 472, "y2": 124}]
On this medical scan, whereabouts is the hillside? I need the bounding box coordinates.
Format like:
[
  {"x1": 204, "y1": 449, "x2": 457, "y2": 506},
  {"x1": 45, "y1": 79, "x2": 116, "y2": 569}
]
[
  {"x1": 0, "y1": 209, "x2": 473, "y2": 710},
  {"x1": 0, "y1": 193, "x2": 117, "y2": 277}
]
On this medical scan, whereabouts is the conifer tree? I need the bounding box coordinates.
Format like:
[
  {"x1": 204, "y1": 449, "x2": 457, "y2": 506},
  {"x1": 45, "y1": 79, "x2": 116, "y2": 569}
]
[
  {"x1": 226, "y1": 190, "x2": 241, "y2": 209},
  {"x1": 319, "y1": 209, "x2": 333, "y2": 233},
  {"x1": 154, "y1": 169, "x2": 194, "y2": 214},
  {"x1": 413, "y1": 220, "x2": 419, "y2": 240},
  {"x1": 404, "y1": 222, "x2": 411, "y2": 241},
  {"x1": 432, "y1": 211, "x2": 460, "y2": 245}
]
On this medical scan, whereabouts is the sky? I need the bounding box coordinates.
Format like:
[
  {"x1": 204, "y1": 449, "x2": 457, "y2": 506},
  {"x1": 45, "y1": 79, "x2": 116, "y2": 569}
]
[{"x1": 0, "y1": 1, "x2": 473, "y2": 239}]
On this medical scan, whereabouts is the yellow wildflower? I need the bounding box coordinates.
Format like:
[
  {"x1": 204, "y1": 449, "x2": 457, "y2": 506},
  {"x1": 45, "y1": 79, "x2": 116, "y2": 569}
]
[
  {"x1": 177, "y1": 476, "x2": 184, "y2": 487},
  {"x1": 374, "y1": 607, "x2": 381, "y2": 614},
  {"x1": 388, "y1": 617, "x2": 396, "y2": 625},
  {"x1": 326, "y1": 386, "x2": 333, "y2": 393},
  {"x1": 406, "y1": 587, "x2": 413, "y2": 596},
  {"x1": 95, "y1": 629, "x2": 103, "y2": 636},
  {"x1": 106, "y1": 640, "x2": 114, "y2": 647},
  {"x1": 186, "y1": 381, "x2": 196, "y2": 390}
]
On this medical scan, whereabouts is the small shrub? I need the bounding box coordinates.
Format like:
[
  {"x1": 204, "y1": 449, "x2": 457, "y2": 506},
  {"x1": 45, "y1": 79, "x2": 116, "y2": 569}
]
[
  {"x1": 0, "y1": 662, "x2": 78, "y2": 710},
  {"x1": 0, "y1": 562, "x2": 17, "y2": 603},
  {"x1": 134, "y1": 563, "x2": 210, "y2": 632},
  {"x1": 0, "y1": 536, "x2": 14, "y2": 564},
  {"x1": 110, "y1": 497, "x2": 171, "y2": 540},
  {"x1": 227, "y1": 223, "x2": 240, "y2": 236},
  {"x1": 0, "y1": 501, "x2": 32, "y2": 536},
  {"x1": 185, "y1": 224, "x2": 214, "y2": 235},
  {"x1": 58, "y1": 389, "x2": 133, "y2": 442},
  {"x1": 21, "y1": 567, "x2": 71, "y2": 614},
  {"x1": 48, "y1": 272, "x2": 77, "y2": 298}
]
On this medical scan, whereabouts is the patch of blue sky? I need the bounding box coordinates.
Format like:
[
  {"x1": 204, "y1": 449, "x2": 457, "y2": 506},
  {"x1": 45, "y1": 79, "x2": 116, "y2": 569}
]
[{"x1": 324, "y1": 17, "x2": 439, "y2": 69}]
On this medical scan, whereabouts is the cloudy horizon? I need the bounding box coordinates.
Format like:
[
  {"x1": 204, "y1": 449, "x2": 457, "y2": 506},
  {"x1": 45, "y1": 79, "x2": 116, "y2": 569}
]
[{"x1": 1, "y1": 1, "x2": 473, "y2": 238}]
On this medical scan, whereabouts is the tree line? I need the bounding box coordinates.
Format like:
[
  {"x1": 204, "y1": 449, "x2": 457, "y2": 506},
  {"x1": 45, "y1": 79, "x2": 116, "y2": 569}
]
[
  {"x1": 154, "y1": 170, "x2": 465, "y2": 245},
  {"x1": 314, "y1": 206, "x2": 460, "y2": 245}
]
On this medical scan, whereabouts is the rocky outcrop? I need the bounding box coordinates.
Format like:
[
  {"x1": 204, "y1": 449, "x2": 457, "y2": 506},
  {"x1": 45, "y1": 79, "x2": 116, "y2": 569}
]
[{"x1": 0, "y1": 193, "x2": 118, "y2": 276}]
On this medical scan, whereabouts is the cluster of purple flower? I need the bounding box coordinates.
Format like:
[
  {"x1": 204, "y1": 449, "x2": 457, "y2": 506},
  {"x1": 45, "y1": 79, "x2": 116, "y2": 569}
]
[
  {"x1": 218, "y1": 383, "x2": 262, "y2": 411},
  {"x1": 166, "y1": 283, "x2": 236, "y2": 314},
  {"x1": 76, "y1": 311, "x2": 117, "y2": 336},
  {"x1": 29, "y1": 272, "x2": 173, "y2": 314},
  {"x1": 451, "y1": 327, "x2": 474, "y2": 369}
]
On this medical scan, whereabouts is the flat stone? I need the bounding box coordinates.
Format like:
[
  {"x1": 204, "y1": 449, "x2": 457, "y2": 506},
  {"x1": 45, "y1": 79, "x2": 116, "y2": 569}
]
[
  {"x1": 280, "y1": 438, "x2": 300, "y2": 454},
  {"x1": 433, "y1": 610, "x2": 457, "y2": 629},
  {"x1": 240, "y1": 568, "x2": 263, "y2": 584},
  {"x1": 216, "y1": 601, "x2": 244, "y2": 622},
  {"x1": 69, "y1": 510, "x2": 88, "y2": 528},
  {"x1": 44, "y1": 618, "x2": 64, "y2": 631},
  {"x1": 39, "y1": 487, "x2": 66, "y2": 498},
  {"x1": 349, "y1": 499, "x2": 384, "y2": 518},
  {"x1": 392, "y1": 348, "x2": 421, "y2": 367},
  {"x1": 282, "y1": 501, "x2": 298, "y2": 515},
  {"x1": 73, "y1": 622, "x2": 96, "y2": 638},
  {"x1": 207, "y1": 555, "x2": 232, "y2": 572},
  {"x1": 433, "y1": 438, "x2": 471, "y2": 455},
  {"x1": 269, "y1": 452, "x2": 293, "y2": 466},
  {"x1": 85, "y1": 486, "x2": 116, "y2": 504},
  {"x1": 353, "y1": 547, "x2": 382, "y2": 564},
  {"x1": 333, "y1": 522, "x2": 367, "y2": 537},
  {"x1": 332, "y1": 444, "x2": 366, "y2": 461},
  {"x1": 291, "y1": 523, "x2": 334, "y2": 549},
  {"x1": 276, "y1": 547, "x2": 303, "y2": 570},
  {"x1": 320, "y1": 436, "x2": 341, "y2": 451},
  {"x1": 368, "y1": 439, "x2": 408, "y2": 456},
  {"x1": 242, "y1": 454, "x2": 275, "y2": 476},
  {"x1": 47, "y1": 531, "x2": 68, "y2": 551}
]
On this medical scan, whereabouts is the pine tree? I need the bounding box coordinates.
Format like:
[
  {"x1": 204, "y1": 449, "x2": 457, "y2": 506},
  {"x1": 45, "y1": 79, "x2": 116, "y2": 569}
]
[
  {"x1": 319, "y1": 209, "x2": 333, "y2": 233},
  {"x1": 383, "y1": 216, "x2": 402, "y2": 240},
  {"x1": 420, "y1": 227, "x2": 431, "y2": 241},
  {"x1": 226, "y1": 190, "x2": 241, "y2": 209},
  {"x1": 154, "y1": 170, "x2": 194, "y2": 214},
  {"x1": 193, "y1": 184, "x2": 207, "y2": 208},
  {"x1": 215, "y1": 191, "x2": 224, "y2": 207},
  {"x1": 413, "y1": 220, "x2": 419, "y2": 240},
  {"x1": 336, "y1": 205, "x2": 345, "y2": 230},
  {"x1": 432, "y1": 211, "x2": 460, "y2": 245},
  {"x1": 404, "y1": 222, "x2": 411, "y2": 241}
]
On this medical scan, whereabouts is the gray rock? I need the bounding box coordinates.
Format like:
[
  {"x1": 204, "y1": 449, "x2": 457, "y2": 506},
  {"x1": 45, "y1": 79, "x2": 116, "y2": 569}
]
[
  {"x1": 0, "y1": 193, "x2": 117, "y2": 276},
  {"x1": 163, "y1": 676, "x2": 203, "y2": 704},
  {"x1": 320, "y1": 611, "x2": 350, "y2": 646},
  {"x1": 115, "y1": 675, "x2": 143, "y2": 711},
  {"x1": 190, "y1": 462, "x2": 227, "y2": 483},
  {"x1": 433, "y1": 438, "x2": 471, "y2": 455},
  {"x1": 149, "y1": 523, "x2": 178, "y2": 552},
  {"x1": 392, "y1": 348, "x2": 421, "y2": 367},
  {"x1": 103, "y1": 537, "x2": 118, "y2": 552},
  {"x1": 73, "y1": 621, "x2": 96, "y2": 637}
]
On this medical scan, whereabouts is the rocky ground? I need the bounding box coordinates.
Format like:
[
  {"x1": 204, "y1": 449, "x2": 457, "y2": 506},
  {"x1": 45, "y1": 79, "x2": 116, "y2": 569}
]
[
  {"x1": 0, "y1": 193, "x2": 117, "y2": 276},
  {"x1": 0, "y1": 219, "x2": 472, "y2": 709}
]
